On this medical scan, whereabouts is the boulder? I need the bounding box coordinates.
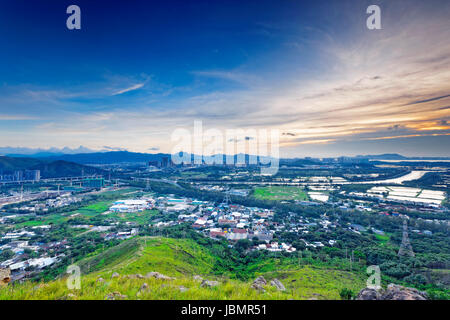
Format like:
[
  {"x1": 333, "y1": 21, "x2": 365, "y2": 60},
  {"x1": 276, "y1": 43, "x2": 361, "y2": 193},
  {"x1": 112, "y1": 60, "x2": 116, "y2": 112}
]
[
  {"x1": 200, "y1": 280, "x2": 219, "y2": 288},
  {"x1": 382, "y1": 284, "x2": 428, "y2": 300},
  {"x1": 105, "y1": 291, "x2": 127, "y2": 300},
  {"x1": 270, "y1": 278, "x2": 286, "y2": 291},
  {"x1": 111, "y1": 272, "x2": 120, "y2": 279},
  {"x1": 193, "y1": 275, "x2": 203, "y2": 281},
  {"x1": 357, "y1": 284, "x2": 428, "y2": 300},
  {"x1": 140, "y1": 283, "x2": 149, "y2": 291},
  {"x1": 0, "y1": 268, "x2": 11, "y2": 286},
  {"x1": 356, "y1": 288, "x2": 382, "y2": 300},
  {"x1": 251, "y1": 276, "x2": 267, "y2": 292},
  {"x1": 145, "y1": 272, "x2": 174, "y2": 280},
  {"x1": 96, "y1": 277, "x2": 105, "y2": 284}
]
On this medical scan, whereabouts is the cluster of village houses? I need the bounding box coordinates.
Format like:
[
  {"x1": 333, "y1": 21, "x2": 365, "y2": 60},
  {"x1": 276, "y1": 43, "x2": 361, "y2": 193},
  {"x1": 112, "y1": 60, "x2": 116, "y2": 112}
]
[{"x1": 8, "y1": 194, "x2": 82, "y2": 213}]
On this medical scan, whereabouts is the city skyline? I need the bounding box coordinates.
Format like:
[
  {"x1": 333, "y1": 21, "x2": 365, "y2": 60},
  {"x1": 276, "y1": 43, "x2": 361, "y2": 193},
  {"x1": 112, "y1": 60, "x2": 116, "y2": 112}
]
[{"x1": 0, "y1": 0, "x2": 449, "y2": 157}]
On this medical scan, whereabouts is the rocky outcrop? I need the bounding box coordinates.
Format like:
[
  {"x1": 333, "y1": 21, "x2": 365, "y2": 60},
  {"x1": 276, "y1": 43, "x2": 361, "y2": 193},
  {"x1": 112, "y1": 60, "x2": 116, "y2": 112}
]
[
  {"x1": 270, "y1": 278, "x2": 286, "y2": 291},
  {"x1": 251, "y1": 276, "x2": 267, "y2": 292},
  {"x1": 0, "y1": 268, "x2": 11, "y2": 286},
  {"x1": 382, "y1": 284, "x2": 428, "y2": 300},
  {"x1": 356, "y1": 288, "x2": 382, "y2": 300},
  {"x1": 145, "y1": 272, "x2": 174, "y2": 280},
  {"x1": 193, "y1": 275, "x2": 203, "y2": 281},
  {"x1": 357, "y1": 284, "x2": 428, "y2": 300},
  {"x1": 105, "y1": 291, "x2": 127, "y2": 300}
]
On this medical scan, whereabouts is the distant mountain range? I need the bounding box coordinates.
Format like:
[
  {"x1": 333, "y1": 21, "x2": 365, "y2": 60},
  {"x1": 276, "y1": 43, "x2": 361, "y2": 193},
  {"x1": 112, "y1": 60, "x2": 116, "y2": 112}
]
[
  {"x1": 2, "y1": 149, "x2": 450, "y2": 165},
  {"x1": 37, "y1": 151, "x2": 171, "y2": 164},
  {"x1": 0, "y1": 146, "x2": 97, "y2": 156}
]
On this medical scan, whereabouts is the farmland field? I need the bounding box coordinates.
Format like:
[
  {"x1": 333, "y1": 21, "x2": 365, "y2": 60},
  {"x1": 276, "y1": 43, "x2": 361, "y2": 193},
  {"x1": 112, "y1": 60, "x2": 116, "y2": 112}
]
[{"x1": 253, "y1": 186, "x2": 309, "y2": 201}]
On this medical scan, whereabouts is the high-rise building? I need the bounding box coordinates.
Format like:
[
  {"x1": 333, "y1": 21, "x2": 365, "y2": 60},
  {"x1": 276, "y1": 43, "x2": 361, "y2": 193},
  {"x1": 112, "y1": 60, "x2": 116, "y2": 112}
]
[
  {"x1": 24, "y1": 170, "x2": 40, "y2": 181},
  {"x1": 161, "y1": 156, "x2": 173, "y2": 168}
]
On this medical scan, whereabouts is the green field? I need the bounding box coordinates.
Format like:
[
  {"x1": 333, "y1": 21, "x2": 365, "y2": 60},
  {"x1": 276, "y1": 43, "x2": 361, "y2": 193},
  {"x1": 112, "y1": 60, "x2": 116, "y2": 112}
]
[
  {"x1": 77, "y1": 201, "x2": 112, "y2": 217},
  {"x1": 253, "y1": 186, "x2": 309, "y2": 201}
]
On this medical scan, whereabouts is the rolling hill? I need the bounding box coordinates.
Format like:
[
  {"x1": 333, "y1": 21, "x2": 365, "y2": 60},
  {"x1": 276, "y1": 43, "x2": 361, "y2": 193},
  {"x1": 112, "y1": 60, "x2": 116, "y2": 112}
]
[
  {"x1": 0, "y1": 237, "x2": 367, "y2": 300},
  {"x1": 0, "y1": 156, "x2": 104, "y2": 179}
]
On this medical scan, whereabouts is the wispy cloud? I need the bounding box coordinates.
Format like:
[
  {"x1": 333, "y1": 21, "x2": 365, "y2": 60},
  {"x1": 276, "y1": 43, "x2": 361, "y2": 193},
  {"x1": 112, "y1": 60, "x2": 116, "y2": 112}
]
[{"x1": 112, "y1": 83, "x2": 145, "y2": 95}]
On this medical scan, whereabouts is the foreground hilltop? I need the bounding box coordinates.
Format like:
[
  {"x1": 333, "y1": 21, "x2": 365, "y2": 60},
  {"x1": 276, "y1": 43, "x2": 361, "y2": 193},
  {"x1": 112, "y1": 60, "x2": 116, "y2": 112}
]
[{"x1": 0, "y1": 237, "x2": 368, "y2": 300}]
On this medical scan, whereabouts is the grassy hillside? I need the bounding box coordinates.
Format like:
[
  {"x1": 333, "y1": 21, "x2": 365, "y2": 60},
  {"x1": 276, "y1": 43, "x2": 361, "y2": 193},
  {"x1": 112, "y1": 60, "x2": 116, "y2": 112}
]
[{"x1": 0, "y1": 237, "x2": 367, "y2": 300}]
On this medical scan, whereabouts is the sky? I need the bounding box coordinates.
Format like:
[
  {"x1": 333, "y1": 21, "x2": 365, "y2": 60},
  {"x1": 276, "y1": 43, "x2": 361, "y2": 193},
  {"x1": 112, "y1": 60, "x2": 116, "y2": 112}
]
[{"x1": 0, "y1": 0, "x2": 449, "y2": 157}]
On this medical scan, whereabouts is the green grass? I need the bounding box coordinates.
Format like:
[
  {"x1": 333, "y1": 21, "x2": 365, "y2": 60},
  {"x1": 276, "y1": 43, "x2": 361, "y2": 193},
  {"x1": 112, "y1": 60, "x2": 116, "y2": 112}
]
[
  {"x1": 77, "y1": 201, "x2": 112, "y2": 217},
  {"x1": 77, "y1": 237, "x2": 216, "y2": 277},
  {"x1": 375, "y1": 233, "x2": 390, "y2": 244},
  {"x1": 0, "y1": 237, "x2": 368, "y2": 300},
  {"x1": 253, "y1": 186, "x2": 309, "y2": 201}
]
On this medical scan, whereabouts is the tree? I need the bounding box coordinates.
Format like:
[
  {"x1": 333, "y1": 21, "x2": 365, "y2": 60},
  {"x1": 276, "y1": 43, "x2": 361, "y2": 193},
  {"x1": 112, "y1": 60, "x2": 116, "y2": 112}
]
[
  {"x1": 0, "y1": 249, "x2": 14, "y2": 261},
  {"x1": 234, "y1": 239, "x2": 252, "y2": 253},
  {"x1": 339, "y1": 288, "x2": 354, "y2": 300}
]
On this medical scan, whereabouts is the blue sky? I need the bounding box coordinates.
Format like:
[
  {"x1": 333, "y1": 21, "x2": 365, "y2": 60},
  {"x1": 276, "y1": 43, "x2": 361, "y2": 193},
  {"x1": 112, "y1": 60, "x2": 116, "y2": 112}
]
[{"x1": 0, "y1": 0, "x2": 449, "y2": 157}]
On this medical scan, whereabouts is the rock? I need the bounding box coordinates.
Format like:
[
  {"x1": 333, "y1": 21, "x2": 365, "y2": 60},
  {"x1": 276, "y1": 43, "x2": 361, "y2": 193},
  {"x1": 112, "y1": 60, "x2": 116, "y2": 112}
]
[
  {"x1": 356, "y1": 284, "x2": 428, "y2": 300},
  {"x1": 111, "y1": 272, "x2": 120, "y2": 279},
  {"x1": 0, "y1": 268, "x2": 11, "y2": 286},
  {"x1": 193, "y1": 275, "x2": 203, "y2": 281},
  {"x1": 145, "y1": 272, "x2": 158, "y2": 278},
  {"x1": 96, "y1": 277, "x2": 105, "y2": 284},
  {"x1": 179, "y1": 286, "x2": 188, "y2": 292},
  {"x1": 270, "y1": 278, "x2": 286, "y2": 291},
  {"x1": 356, "y1": 288, "x2": 382, "y2": 300},
  {"x1": 251, "y1": 276, "x2": 267, "y2": 292},
  {"x1": 145, "y1": 272, "x2": 174, "y2": 280},
  {"x1": 201, "y1": 280, "x2": 219, "y2": 288},
  {"x1": 140, "y1": 283, "x2": 149, "y2": 291},
  {"x1": 382, "y1": 284, "x2": 428, "y2": 300},
  {"x1": 105, "y1": 291, "x2": 127, "y2": 300},
  {"x1": 136, "y1": 283, "x2": 149, "y2": 297}
]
